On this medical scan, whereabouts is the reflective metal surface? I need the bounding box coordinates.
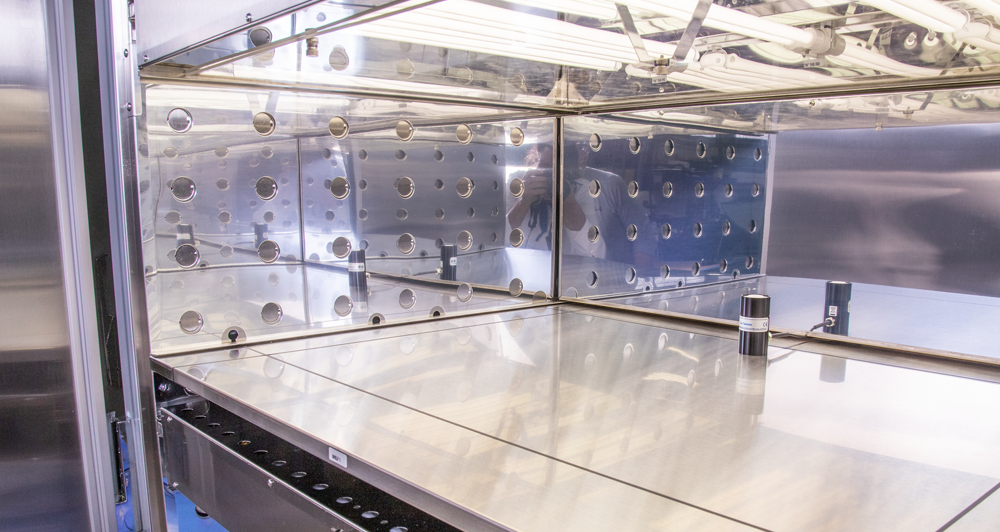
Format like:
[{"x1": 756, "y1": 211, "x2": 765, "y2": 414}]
[
  {"x1": 0, "y1": 0, "x2": 115, "y2": 529},
  {"x1": 947, "y1": 486, "x2": 1000, "y2": 531},
  {"x1": 561, "y1": 115, "x2": 767, "y2": 298},
  {"x1": 141, "y1": 84, "x2": 553, "y2": 351},
  {"x1": 158, "y1": 304, "x2": 1000, "y2": 532},
  {"x1": 769, "y1": 123, "x2": 1000, "y2": 297},
  {"x1": 136, "y1": 0, "x2": 337, "y2": 64},
  {"x1": 140, "y1": 0, "x2": 1000, "y2": 109},
  {"x1": 160, "y1": 411, "x2": 366, "y2": 532}
]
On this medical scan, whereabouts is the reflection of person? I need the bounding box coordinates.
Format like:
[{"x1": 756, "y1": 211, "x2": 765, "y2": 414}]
[
  {"x1": 507, "y1": 144, "x2": 584, "y2": 250},
  {"x1": 564, "y1": 142, "x2": 658, "y2": 269}
]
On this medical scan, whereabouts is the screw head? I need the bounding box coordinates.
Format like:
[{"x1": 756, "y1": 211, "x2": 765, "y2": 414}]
[
  {"x1": 267, "y1": 479, "x2": 274, "y2": 487},
  {"x1": 126, "y1": 102, "x2": 132, "y2": 111},
  {"x1": 246, "y1": 12, "x2": 252, "y2": 22},
  {"x1": 123, "y1": 49, "x2": 129, "y2": 57}
]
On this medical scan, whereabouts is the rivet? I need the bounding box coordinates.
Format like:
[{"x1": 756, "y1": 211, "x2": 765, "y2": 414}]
[
  {"x1": 126, "y1": 102, "x2": 132, "y2": 111},
  {"x1": 246, "y1": 12, "x2": 252, "y2": 22},
  {"x1": 267, "y1": 479, "x2": 274, "y2": 488},
  {"x1": 123, "y1": 49, "x2": 129, "y2": 57}
]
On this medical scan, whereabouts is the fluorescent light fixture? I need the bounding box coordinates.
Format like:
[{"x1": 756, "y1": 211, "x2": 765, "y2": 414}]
[
  {"x1": 749, "y1": 42, "x2": 805, "y2": 64},
  {"x1": 964, "y1": 0, "x2": 1000, "y2": 20},
  {"x1": 348, "y1": 1, "x2": 681, "y2": 70}
]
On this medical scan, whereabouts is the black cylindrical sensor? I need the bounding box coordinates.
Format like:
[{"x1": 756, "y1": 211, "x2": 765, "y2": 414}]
[
  {"x1": 440, "y1": 244, "x2": 457, "y2": 281},
  {"x1": 823, "y1": 281, "x2": 852, "y2": 336},
  {"x1": 348, "y1": 249, "x2": 368, "y2": 314},
  {"x1": 739, "y1": 294, "x2": 770, "y2": 356}
]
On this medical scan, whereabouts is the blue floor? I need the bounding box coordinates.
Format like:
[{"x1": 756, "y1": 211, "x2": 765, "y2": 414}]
[{"x1": 164, "y1": 488, "x2": 229, "y2": 532}]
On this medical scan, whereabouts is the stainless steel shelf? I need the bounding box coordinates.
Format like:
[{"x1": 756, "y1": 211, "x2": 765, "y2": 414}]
[{"x1": 155, "y1": 303, "x2": 1000, "y2": 532}]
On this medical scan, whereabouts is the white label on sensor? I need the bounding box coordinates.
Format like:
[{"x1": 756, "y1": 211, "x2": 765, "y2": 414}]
[
  {"x1": 348, "y1": 262, "x2": 364, "y2": 272},
  {"x1": 739, "y1": 316, "x2": 769, "y2": 333},
  {"x1": 449, "y1": 257, "x2": 457, "y2": 266},
  {"x1": 828, "y1": 305, "x2": 838, "y2": 317},
  {"x1": 328, "y1": 447, "x2": 348, "y2": 468}
]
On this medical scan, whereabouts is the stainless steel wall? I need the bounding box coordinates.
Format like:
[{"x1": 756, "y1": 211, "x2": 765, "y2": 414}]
[
  {"x1": 767, "y1": 123, "x2": 1000, "y2": 297},
  {"x1": 0, "y1": 0, "x2": 113, "y2": 529}
]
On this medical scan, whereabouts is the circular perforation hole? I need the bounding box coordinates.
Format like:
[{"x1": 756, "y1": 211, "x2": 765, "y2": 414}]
[
  {"x1": 457, "y1": 230, "x2": 473, "y2": 250},
  {"x1": 696, "y1": 142, "x2": 707, "y2": 158},
  {"x1": 693, "y1": 223, "x2": 703, "y2": 238},
  {"x1": 626, "y1": 224, "x2": 638, "y2": 241},
  {"x1": 661, "y1": 223, "x2": 672, "y2": 239},
  {"x1": 331, "y1": 237, "x2": 351, "y2": 258},
  {"x1": 746, "y1": 256, "x2": 755, "y2": 269},
  {"x1": 664, "y1": 139, "x2": 675, "y2": 156},
  {"x1": 398, "y1": 289, "x2": 416, "y2": 309},
  {"x1": 726, "y1": 146, "x2": 736, "y2": 160},
  {"x1": 660, "y1": 265, "x2": 670, "y2": 278},
  {"x1": 176, "y1": 244, "x2": 200, "y2": 269},
  {"x1": 627, "y1": 180, "x2": 639, "y2": 198},
  {"x1": 258, "y1": 240, "x2": 280, "y2": 263},
  {"x1": 692, "y1": 262, "x2": 701, "y2": 276},
  {"x1": 589, "y1": 133, "x2": 602, "y2": 151},
  {"x1": 588, "y1": 226, "x2": 600, "y2": 243},
  {"x1": 396, "y1": 120, "x2": 414, "y2": 141},
  {"x1": 722, "y1": 221, "x2": 731, "y2": 235},
  {"x1": 167, "y1": 108, "x2": 192, "y2": 133},
  {"x1": 329, "y1": 116, "x2": 349, "y2": 138},
  {"x1": 396, "y1": 176, "x2": 414, "y2": 198},
  {"x1": 397, "y1": 233, "x2": 415, "y2": 254},
  {"x1": 457, "y1": 283, "x2": 473, "y2": 302},
  {"x1": 334, "y1": 295, "x2": 353, "y2": 316},
  {"x1": 586, "y1": 271, "x2": 599, "y2": 287},
  {"x1": 694, "y1": 183, "x2": 705, "y2": 198},
  {"x1": 751, "y1": 183, "x2": 761, "y2": 197},
  {"x1": 749, "y1": 220, "x2": 757, "y2": 233},
  {"x1": 510, "y1": 127, "x2": 525, "y2": 146},
  {"x1": 508, "y1": 278, "x2": 524, "y2": 297},
  {"x1": 754, "y1": 148, "x2": 763, "y2": 161},
  {"x1": 179, "y1": 310, "x2": 203, "y2": 334},
  {"x1": 509, "y1": 228, "x2": 524, "y2": 247},
  {"x1": 628, "y1": 137, "x2": 641, "y2": 154},
  {"x1": 724, "y1": 184, "x2": 734, "y2": 197},
  {"x1": 261, "y1": 302, "x2": 282, "y2": 324},
  {"x1": 662, "y1": 182, "x2": 673, "y2": 198},
  {"x1": 330, "y1": 177, "x2": 350, "y2": 199},
  {"x1": 456, "y1": 177, "x2": 474, "y2": 198},
  {"x1": 170, "y1": 177, "x2": 197, "y2": 203},
  {"x1": 394, "y1": 150, "x2": 407, "y2": 161},
  {"x1": 255, "y1": 176, "x2": 277, "y2": 200},
  {"x1": 253, "y1": 112, "x2": 275, "y2": 136},
  {"x1": 720, "y1": 259, "x2": 729, "y2": 273},
  {"x1": 589, "y1": 180, "x2": 601, "y2": 197},
  {"x1": 456, "y1": 124, "x2": 473, "y2": 144},
  {"x1": 328, "y1": 45, "x2": 350, "y2": 70},
  {"x1": 510, "y1": 178, "x2": 524, "y2": 197},
  {"x1": 626, "y1": 268, "x2": 637, "y2": 284}
]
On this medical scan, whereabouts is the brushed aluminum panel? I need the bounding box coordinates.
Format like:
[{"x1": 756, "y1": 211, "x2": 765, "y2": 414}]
[
  {"x1": 157, "y1": 305, "x2": 1000, "y2": 532},
  {"x1": 136, "y1": 0, "x2": 314, "y2": 63},
  {"x1": 0, "y1": 0, "x2": 114, "y2": 529},
  {"x1": 560, "y1": 115, "x2": 767, "y2": 298}
]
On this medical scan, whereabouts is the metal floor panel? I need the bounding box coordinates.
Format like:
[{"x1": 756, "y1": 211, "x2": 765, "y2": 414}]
[
  {"x1": 599, "y1": 275, "x2": 1000, "y2": 361},
  {"x1": 155, "y1": 304, "x2": 1000, "y2": 532}
]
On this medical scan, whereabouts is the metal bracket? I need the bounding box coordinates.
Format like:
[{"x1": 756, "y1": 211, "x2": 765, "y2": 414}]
[
  {"x1": 616, "y1": 4, "x2": 651, "y2": 62},
  {"x1": 670, "y1": 0, "x2": 712, "y2": 69},
  {"x1": 619, "y1": 0, "x2": 711, "y2": 81}
]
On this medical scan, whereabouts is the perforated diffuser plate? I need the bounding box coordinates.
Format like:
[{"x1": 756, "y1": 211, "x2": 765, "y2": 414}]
[
  {"x1": 140, "y1": 85, "x2": 554, "y2": 351},
  {"x1": 560, "y1": 115, "x2": 768, "y2": 299}
]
